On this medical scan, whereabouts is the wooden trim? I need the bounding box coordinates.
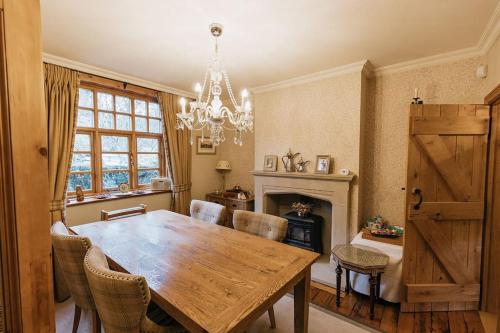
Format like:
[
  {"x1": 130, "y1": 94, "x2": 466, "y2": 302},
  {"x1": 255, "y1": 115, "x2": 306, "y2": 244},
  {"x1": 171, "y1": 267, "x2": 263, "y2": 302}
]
[
  {"x1": 79, "y1": 73, "x2": 158, "y2": 101},
  {"x1": 408, "y1": 202, "x2": 484, "y2": 221},
  {"x1": 484, "y1": 84, "x2": 500, "y2": 105},
  {"x1": 412, "y1": 218, "x2": 474, "y2": 284},
  {"x1": 406, "y1": 284, "x2": 480, "y2": 303},
  {"x1": 0, "y1": 8, "x2": 21, "y2": 332},
  {"x1": 1, "y1": 0, "x2": 54, "y2": 331},
  {"x1": 482, "y1": 86, "x2": 500, "y2": 315},
  {"x1": 411, "y1": 116, "x2": 489, "y2": 135}
]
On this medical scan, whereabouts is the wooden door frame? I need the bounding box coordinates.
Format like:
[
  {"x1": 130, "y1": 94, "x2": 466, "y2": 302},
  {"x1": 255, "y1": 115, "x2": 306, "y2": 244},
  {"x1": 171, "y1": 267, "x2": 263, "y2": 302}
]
[
  {"x1": 0, "y1": 7, "x2": 22, "y2": 332},
  {"x1": 482, "y1": 84, "x2": 500, "y2": 320},
  {"x1": 0, "y1": 0, "x2": 55, "y2": 332}
]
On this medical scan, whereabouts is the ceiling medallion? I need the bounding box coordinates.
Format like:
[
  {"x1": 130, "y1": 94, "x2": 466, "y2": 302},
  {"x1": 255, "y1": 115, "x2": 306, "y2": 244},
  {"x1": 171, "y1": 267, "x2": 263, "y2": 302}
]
[{"x1": 176, "y1": 23, "x2": 253, "y2": 146}]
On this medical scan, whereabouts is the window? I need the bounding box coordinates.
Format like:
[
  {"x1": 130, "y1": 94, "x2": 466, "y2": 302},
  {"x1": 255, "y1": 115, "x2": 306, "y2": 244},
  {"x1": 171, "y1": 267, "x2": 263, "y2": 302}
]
[{"x1": 68, "y1": 86, "x2": 164, "y2": 195}]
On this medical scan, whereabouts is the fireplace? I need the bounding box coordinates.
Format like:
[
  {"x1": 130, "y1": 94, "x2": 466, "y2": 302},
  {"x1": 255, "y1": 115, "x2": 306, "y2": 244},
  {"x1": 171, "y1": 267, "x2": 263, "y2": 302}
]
[
  {"x1": 282, "y1": 211, "x2": 323, "y2": 253},
  {"x1": 253, "y1": 171, "x2": 354, "y2": 286}
]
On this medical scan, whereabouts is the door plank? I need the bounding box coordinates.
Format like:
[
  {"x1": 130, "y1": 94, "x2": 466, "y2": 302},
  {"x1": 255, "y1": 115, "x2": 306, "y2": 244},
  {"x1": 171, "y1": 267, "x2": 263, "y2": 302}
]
[
  {"x1": 412, "y1": 218, "x2": 474, "y2": 284},
  {"x1": 411, "y1": 116, "x2": 489, "y2": 135},
  {"x1": 414, "y1": 108, "x2": 440, "y2": 312},
  {"x1": 414, "y1": 134, "x2": 472, "y2": 201},
  {"x1": 401, "y1": 104, "x2": 423, "y2": 313},
  {"x1": 408, "y1": 202, "x2": 484, "y2": 221},
  {"x1": 406, "y1": 284, "x2": 480, "y2": 303},
  {"x1": 455, "y1": 105, "x2": 476, "y2": 311},
  {"x1": 432, "y1": 104, "x2": 460, "y2": 312}
]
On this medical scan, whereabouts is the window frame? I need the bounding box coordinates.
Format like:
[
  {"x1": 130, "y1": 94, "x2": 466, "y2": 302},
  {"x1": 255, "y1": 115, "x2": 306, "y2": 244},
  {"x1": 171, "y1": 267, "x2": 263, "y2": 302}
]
[{"x1": 68, "y1": 84, "x2": 165, "y2": 196}]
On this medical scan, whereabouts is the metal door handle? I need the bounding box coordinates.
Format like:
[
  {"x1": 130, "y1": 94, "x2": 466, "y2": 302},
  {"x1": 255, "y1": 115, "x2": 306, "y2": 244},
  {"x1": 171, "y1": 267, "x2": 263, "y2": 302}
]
[{"x1": 412, "y1": 188, "x2": 423, "y2": 210}]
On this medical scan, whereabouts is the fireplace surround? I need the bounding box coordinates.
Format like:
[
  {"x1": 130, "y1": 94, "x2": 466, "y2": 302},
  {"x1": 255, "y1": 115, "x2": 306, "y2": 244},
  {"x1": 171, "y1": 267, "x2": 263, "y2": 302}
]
[{"x1": 253, "y1": 171, "x2": 354, "y2": 248}]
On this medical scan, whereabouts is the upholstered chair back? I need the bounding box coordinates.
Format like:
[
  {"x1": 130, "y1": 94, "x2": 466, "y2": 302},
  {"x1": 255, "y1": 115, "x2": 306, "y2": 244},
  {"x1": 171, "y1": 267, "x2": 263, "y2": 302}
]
[
  {"x1": 190, "y1": 199, "x2": 226, "y2": 225},
  {"x1": 51, "y1": 221, "x2": 95, "y2": 310},
  {"x1": 84, "y1": 246, "x2": 153, "y2": 333},
  {"x1": 232, "y1": 211, "x2": 288, "y2": 241}
]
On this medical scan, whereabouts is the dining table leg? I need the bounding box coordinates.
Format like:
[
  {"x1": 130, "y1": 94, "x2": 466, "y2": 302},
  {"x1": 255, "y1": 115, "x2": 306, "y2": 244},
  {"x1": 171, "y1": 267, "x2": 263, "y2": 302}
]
[{"x1": 294, "y1": 266, "x2": 311, "y2": 333}]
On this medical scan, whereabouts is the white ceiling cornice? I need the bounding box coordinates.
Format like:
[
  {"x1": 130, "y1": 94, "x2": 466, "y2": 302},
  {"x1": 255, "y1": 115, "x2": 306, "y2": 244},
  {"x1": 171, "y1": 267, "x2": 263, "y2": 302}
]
[
  {"x1": 42, "y1": 53, "x2": 196, "y2": 98},
  {"x1": 251, "y1": 2, "x2": 500, "y2": 88},
  {"x1": 375, "y1": 1, "x2": 500, "y2": 76},
  {"x1": 251, "y1": 60, "x2": 369, "y2": 94}
]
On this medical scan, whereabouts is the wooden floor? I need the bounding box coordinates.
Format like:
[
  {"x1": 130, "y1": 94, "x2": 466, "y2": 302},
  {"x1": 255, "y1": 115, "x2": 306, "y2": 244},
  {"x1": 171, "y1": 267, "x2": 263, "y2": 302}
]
[
  {"x1": 310, "y1": 282, "x2": 486, "y2": 333},
  {"x1": 56, "y1": 280, "x2": 487, "y2": 333}
]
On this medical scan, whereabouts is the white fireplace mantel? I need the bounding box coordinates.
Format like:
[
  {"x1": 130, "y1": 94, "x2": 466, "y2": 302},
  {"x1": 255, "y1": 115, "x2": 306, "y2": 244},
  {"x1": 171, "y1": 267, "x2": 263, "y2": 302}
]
[{"x1": 252, "y1": 170, "x2": 354, "y2": 248}]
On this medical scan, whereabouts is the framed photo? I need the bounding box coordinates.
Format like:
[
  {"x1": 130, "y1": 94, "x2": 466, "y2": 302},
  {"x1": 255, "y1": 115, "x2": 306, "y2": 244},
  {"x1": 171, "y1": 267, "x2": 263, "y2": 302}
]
[
  {"x1": 263, "y1": 155, "x2": 278, "y2": 172},
  {"x1": 196, "y1": 136, "x2": 216, "y2": 155},
  {"x1": 315, "y1": 155, "x2": 331, "y2": 174}
]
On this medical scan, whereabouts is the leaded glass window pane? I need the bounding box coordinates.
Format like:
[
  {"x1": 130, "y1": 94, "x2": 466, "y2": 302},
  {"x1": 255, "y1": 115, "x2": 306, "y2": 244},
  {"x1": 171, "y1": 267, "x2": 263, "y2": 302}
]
[
  {"x1": 98, "y1": 112, "x2": 115, "y2": 129},
  {"x1": 97, "y1": 92, "x2": 114, "y2": 111},
  {"x1": 77, "y1": 109, "x2": 94, "y2": 128}
]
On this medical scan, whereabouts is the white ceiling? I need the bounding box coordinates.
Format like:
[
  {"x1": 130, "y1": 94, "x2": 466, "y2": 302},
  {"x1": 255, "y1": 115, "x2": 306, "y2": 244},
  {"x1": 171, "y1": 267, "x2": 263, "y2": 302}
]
[{"x1": 41, "y1": 0, "x2": 499, "y2": 93}]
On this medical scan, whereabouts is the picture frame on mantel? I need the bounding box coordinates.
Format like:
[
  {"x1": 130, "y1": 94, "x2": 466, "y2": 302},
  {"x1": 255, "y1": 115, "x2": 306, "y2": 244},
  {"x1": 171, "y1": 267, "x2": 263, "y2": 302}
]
[
  {"x1": 315, "y1": 155, "x2": 331, "y2": 174},
  {"x1": 197, "y1": 136, "x2": 216, "y2": 155},
  {"x1": 263, "y1": 155, "x2": 278, "y2": 172}
]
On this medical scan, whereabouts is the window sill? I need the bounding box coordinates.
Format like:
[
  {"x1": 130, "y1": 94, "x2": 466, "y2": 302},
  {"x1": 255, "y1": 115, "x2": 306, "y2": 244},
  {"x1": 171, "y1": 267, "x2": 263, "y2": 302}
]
[{"x1": 67, "y1": 189, "x2": 171, "y2": 207}]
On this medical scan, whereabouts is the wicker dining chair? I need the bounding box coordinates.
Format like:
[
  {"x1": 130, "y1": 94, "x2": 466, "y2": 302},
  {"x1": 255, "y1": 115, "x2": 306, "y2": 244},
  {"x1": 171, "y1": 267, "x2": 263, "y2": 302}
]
[
  {"x1": 83, "y1": 246, "x2": 186, "y2": 333},
  {"x1": 189, "y1": 199, "x2": 226, "y2": 225},
  {"x1": 232, "y1": 210, "x2": 289, "y2": 328},
  {"x1": 51, "y1": 221, "x2": 100, "y2": 333}
]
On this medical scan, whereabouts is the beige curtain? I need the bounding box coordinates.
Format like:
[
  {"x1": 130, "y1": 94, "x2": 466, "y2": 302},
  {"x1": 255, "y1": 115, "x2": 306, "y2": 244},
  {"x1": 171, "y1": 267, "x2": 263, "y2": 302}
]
[
  {"x1": 44, "y1": 63, "x2": 78, "y2": 302},
  {"x1": 158, "y1": 92, "x2": 192, "y2": 215}
]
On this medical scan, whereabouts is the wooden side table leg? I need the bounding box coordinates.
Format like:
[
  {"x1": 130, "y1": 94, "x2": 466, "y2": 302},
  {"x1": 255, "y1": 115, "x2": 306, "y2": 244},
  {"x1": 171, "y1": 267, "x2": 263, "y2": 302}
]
[
  {"x1": 376, "y1": 273, "x2": 382, "y2": 300},
  {"x1": 345, "y1": 269, "x2": 350, "y2": 294},
  {"x1": 369, "y1": 275, "x2": 376, "y2": 320},
  {"x1": 335, "y1": 264, "x2": 342, "y2": 307}
]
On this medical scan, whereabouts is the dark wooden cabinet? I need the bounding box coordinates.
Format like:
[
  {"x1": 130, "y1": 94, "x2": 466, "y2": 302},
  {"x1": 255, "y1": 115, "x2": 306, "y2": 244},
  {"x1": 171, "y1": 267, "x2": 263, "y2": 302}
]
[{"x1": 205, "y1": 192, "x2": 254, "y2": 228}]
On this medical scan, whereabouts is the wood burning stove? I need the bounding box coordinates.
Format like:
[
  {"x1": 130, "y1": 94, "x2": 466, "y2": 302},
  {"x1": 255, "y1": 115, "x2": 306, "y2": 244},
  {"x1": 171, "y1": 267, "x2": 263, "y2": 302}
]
[{"x1": 282, "y1": 212, "x2": 323, "y2": 253}]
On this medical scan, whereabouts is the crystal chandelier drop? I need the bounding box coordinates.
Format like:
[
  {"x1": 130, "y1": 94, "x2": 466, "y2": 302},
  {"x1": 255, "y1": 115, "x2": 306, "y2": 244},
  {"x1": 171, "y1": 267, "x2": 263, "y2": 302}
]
[{"x1": 176, "y1": 23, "x2": 253, "y2": 146}]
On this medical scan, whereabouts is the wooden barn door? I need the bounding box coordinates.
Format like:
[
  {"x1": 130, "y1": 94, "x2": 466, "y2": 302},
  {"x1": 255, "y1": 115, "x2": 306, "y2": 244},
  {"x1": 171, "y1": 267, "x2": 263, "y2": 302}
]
[{"x1": 401, "y1": 104, "x2": 490, "y2": 312}]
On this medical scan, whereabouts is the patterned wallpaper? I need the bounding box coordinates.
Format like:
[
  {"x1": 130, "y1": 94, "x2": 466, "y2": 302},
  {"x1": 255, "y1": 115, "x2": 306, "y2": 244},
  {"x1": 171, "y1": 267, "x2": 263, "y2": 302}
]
[
  {"x1": 363, "y1": 56, "x2": 491, "y2": 226},
  {"x1": 215, "y1": 37, "x2": 499, "y2": 235},
  {"x1": 252, "y1": 72, "x2": 364, "y2": 238}
]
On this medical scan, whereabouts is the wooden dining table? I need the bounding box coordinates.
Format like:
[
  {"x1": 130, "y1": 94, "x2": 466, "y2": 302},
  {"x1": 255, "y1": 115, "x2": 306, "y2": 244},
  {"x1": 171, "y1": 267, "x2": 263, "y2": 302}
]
[{"x1": 71, "y1": 209, "x2": 319, "y2": 333}]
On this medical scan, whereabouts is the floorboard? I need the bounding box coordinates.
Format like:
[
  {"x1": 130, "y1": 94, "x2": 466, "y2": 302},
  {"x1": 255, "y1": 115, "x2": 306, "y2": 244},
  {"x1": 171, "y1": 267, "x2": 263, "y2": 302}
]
[
  {"x1": 55, "y1": 281, "x2": 487, "y2": 333},
  {"x1": 310, "y1": 283, "x2": 486, "y2": 333}
]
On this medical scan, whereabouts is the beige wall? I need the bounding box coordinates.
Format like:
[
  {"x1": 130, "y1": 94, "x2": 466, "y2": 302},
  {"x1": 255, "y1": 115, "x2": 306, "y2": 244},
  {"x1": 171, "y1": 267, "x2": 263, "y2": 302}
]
[
  {"x1": 66, "y1": 192, "x2": 171, "y2": 226},
  {"x1": 364, "y1": 55, "x2": 494, "y2": 226},
  {"x1": 191, "y1": 144, "x2": 221, "y2": 200},
  {"x1": 253, "y1": 71, "x2": 365, "y2": 238},
  {"x1": 217, "y1": 131, "x2": 255, "y2": 192},
  {"x1": 486, "y1": 35, "x2": 500, "y2": 93}
]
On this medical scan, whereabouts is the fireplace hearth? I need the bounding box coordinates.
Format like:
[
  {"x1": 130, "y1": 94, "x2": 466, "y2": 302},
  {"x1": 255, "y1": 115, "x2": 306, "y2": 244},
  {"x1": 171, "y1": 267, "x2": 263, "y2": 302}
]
[{"x1": 282, "y1": 211, "x2": 323, "y2": 253}]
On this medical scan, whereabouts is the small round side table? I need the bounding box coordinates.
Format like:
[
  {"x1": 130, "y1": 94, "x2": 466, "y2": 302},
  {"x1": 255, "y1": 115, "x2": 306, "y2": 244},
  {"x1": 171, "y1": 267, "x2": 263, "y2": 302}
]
[{"x1": 331, "y1": 244, "x2": 389, "y2": 319}]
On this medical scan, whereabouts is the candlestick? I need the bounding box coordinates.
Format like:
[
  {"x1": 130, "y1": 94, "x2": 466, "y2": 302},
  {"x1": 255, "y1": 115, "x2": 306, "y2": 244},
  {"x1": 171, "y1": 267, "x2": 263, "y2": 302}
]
[{"x1": 414, "y1": 88, "x2": 418, "y2": 99}]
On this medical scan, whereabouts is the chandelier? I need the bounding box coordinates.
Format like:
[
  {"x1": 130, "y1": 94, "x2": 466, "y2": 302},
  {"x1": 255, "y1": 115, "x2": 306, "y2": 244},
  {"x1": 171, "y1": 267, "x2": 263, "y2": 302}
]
[{"x1": 176, "y1": 23, "x2": 253, "y2": 146}]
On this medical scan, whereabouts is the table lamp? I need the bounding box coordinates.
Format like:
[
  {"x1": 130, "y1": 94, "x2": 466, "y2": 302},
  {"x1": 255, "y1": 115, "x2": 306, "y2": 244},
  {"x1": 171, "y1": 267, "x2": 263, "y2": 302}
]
[{"x1": 215, "y1": 160, "x2": 231, "y2": 194}]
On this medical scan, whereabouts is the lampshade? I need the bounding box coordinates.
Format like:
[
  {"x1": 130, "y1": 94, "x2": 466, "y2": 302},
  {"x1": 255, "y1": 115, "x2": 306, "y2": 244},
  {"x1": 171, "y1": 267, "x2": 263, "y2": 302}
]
[{"x1": 215, "y1": 160, "x2": 231, "y2": 171}]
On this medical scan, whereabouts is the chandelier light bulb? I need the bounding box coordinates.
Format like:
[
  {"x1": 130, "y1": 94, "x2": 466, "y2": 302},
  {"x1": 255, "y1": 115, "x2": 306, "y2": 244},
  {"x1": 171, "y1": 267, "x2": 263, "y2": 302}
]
[
  {"x1": 244, "y1": 101, "x2": 252, "y2": 112},
  {"x1": 241, "y1": 89, "x2": 249, "y2": 98},
  {"x1": 194, "y1": 83, "x2": 202, "y2": 93},
  {"x1": 179, "y1": 97, "x2": 186, "y2": 106}
]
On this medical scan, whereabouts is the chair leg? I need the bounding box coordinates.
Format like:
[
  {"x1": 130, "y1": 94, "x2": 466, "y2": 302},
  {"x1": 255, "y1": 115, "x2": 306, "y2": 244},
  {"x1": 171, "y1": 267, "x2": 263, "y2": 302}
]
[
  {"x1": 91, "y1": 309, "x2": 101, "y2": 333},
  {"x1": 268, "y1": 306, "x2": 276, "y2": 329},
  {"x1": 72, "y1": 305, "x2": 82, "y2": 333}
]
